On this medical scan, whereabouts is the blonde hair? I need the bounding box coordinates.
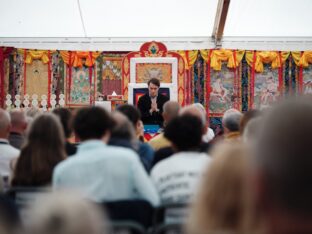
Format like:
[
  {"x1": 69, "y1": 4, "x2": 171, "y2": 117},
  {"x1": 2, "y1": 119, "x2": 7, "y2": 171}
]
[
  {"x1": 25, "y1": 191, "x2": 107, "y2": 234},
  {"x1": 187, "y1": 143, "x2": 255, "y2": 234}
]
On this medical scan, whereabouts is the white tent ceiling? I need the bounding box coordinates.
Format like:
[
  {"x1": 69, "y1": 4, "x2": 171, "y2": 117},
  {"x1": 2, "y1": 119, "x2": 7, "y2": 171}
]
[{"x1": 0, "y1": 0, "x2": 312, "y2": 51}]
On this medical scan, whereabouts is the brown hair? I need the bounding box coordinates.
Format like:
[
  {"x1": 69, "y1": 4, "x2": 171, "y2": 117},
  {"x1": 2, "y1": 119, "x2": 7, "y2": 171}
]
[
  {"x1": 12, "y1": 113, "x2": 66, "y2": 187},
  {"x1": 187, "y1": 143, "x2": 257, "y2": 234},
  {"x1": 147, "y1": 78, "x2": 160, "y2": 87}
]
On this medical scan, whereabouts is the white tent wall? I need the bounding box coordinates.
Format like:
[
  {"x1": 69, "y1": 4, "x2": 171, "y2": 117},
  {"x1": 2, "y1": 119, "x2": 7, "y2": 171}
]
[{"x1": 0, "y1": 0, "x2": 218, "y2": 51}]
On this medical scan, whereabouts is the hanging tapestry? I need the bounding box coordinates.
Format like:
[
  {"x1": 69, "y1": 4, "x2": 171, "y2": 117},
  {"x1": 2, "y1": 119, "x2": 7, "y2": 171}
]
[
  {"x1": 253, "y1": 64, "x2": 280, "y2": 109},
  {"x1": 135, "y1": 63, "x2": 172, "y2": 83},
  {"x1": 209, "y1": 63, "x2": 240, "y2": 116},
  {"x1": 25, "y1": 60, "x2": 49, "y2": 100},
  {"x1": 302, "y1": 65, "x2": 312, "y2": 95},
  {"x1": 65, "y1": 66, "x2": 95, "y2": 106},
  {"x1": 102, "y1": 57, "x2": 122, "y2": 96}
]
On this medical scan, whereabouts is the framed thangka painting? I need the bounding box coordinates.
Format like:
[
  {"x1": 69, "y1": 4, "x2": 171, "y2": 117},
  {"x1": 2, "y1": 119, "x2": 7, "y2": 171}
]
[
  {"x1": 102, "y1": 57, "x2": 122, "y2": 96},
  {"x1": 253, "y1": 64, "x2": 281, "y2": 109},
  {"x1": 209, "y1": 64, "x2": 241, "y2": 116},
  {"x1": 65, "y1": 66, "x2": 96, "y2": 107},
  {"x1": 25, "y1": 60, "x2": 49, "y2": 101},
  {"x1": 135, "y1": 63, "x2": 172, "y2": 83},
  {"x1": 302, "y1": 65, "x2": 312, "y2": 95}
]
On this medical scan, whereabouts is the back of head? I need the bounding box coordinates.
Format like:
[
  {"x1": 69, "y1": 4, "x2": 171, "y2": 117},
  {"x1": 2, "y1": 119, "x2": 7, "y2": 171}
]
[
  {"x1": 222, "y1": 109, "x2": 243, "y2": 132},
  {"x1": 12, "y1": 113, "x2": 66, "y2": 186},
  {"x1": 116, "y1": 104, "x2": 141, "y2": 127},
  {"x1": 74, "y1": 107, "x2": 114, "y2": 141},
  {"x1": 254, "y1": 96, "x2": 312, "y2": 217},
  {"x1": 242, "y1": 117, "x2": 262, "y2": 144},
  {"x1": 53, "y1": 108, "x2": 74, "y2": 139},
  {"x1": 25, "y1": 191, "x2": 106, "y2": 234},
  {"x1": 188, "y1": 143, "x2": 249, "y2": 234},
  {"x1": 111, "y1": 112, "x2": 136, "y2": 141},
  {"x1": 180, "y1": 105, "x2": 206, "y2": 127},
  {"x1": 163, "y1": 101, "x2": 180, "y2": 122},
  {"x1": 0, "y1": 109, "x2": 10, "y2": 137},
  {"x1": 239, "y1": 109, "x2": 261, "y2": 134},
  {"x1": 10, "y1": 110, "x2": 27, "y2": 129},
  {"x1": 164, "y1": 114, "x2": 203, "y2": 151}
]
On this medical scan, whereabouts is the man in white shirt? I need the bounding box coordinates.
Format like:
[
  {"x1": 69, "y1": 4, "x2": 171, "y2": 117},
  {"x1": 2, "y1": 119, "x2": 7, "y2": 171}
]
[
  {"x1": 151, "y1": 114, "x2": 211, "y2": 205},
  {"x1": 0, "y1": 109, "x2": 20, "y2": 178}
]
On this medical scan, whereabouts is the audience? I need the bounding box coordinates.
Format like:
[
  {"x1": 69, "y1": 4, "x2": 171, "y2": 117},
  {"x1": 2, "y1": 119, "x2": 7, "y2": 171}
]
[
  {"x1": 53, "y1": 107, "x2": 159, "y2": 206},
  {"x1": 8, "y1": 110, "x2": 27, "y2": 149},
  {"x1": 117, "y1": 104, "x2": 155, "y2": 170},
  {"x1": 52, "y1": 108, "x2": 77, "y2": 156},
  {"x1": 252, "y1": 97, "x2": 312, "y2": 234},
  {"x1": 149, "y1": 101, "x2": 180, "y2": 151},
  {"x1": 151, "y1": 115, "x2": 211, "y2": 205},
  {"x1": 222, "y1": 108, "x2": 243, "y2": 141},
  {"x1": 11, "y1": 113, "x2": 66, "y2": 187},
  {"x1": 0, "y1": 109, "x2": 20, "y2": 180},
  {"x1": 4, "y1": 96, "x2": 312, "y2": 234},
  {"x1": 24, "y1": 191, "x2": 107, "y2": 234}
]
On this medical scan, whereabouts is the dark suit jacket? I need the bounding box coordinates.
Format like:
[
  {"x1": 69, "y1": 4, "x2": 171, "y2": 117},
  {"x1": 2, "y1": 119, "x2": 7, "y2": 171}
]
[{"x1": 137, "y1": 93, "x2": 169, "y2": 126}]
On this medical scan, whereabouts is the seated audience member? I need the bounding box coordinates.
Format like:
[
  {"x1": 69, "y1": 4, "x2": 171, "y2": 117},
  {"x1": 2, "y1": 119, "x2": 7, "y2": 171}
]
[
  {"x1": 239, "y1": 109, "x2": 261, "y2": 135},
  {"x1": 222, "y1": 109, "x2": 243, "y2": 141},
  {"x1": 109, "y1": 112, "x2": 136, "y2": 150},
  {"x1": 8, "y1": 110, "x2": 27, "y2": 149},
  {"x1": 192, "y1": 103, "x2": 215, "y2": 143},
  {"x1": 52, "y1": 108, "x2": 77, "y2": 156},
  {"x1": 251, "y1": 97, "x2": 312, "y2": 234},
  {"x1": 117, "y1": 104, "x2": 155, "y2": 169},
  {"x1": 152, "y1": 104, "x2": 212, "y2": 167},
  {"x1": 242, "y1": 117, "x2": 262, "y2": 144},
  {"x1": 11, "y1": 114, "x2": 66, "y2": 187},
  {"x1": 25, "y1": 191, "x2": 107, "y2": 234},
  {"x1": 0, "y1": 194, "x2": 22, "y2": 234},
  {"x1": 187, "y1": 143, "x2": 260, "y2": 234},
  {"x1": 0, "y1": 109, "x2": 20, "y2": 179},
  {"x1": 53, "y1": 107, "x2": 159, "y2": 206},
  {"x1": 149, "y1": 101, "x2": 180, "y2": 151},
  {"x1": 151, "y1": 115, "x2": 211, "y2": 205}
]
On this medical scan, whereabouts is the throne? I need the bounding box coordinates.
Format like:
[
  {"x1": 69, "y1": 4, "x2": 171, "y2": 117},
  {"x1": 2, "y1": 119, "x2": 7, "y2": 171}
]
[{"x1": 122, "y1": 41, "x2": 186, "y2": 106}]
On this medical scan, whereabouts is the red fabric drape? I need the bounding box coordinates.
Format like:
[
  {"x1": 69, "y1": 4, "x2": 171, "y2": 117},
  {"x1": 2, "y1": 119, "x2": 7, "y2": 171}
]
[
  {"x1": 250, "y1": 51, "x2": 256, "y2": 109},
  {"x1": 88, "y1": 52, "x2": 93, "y2": 105},
  {"x1": 299, "y1": 51, "x2": 304, "y2": 94},
  {"x1": 206, "y1": 49, "x2": 212, "y2": 117},
  {"x1": 278, "y1": 52, "x2": 283, "y2": 96},
  {"x1": 68, "y1": 52, "x2": 72, "y2": 106},
  {"x1": 233, "y1": 50, "x2": 239, "y2": 110},
  {"x1": 47, "y1": 50, "x2": 52, "y2": 107},
  {"x1": 23, "y1": 50, "x2": 27, "y2": 97}
]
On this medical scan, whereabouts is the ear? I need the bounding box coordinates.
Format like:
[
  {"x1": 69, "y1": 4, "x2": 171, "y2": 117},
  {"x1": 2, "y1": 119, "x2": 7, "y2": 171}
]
[{"x1": 102, "y1": 131, "x2": 111, "y2": 143}]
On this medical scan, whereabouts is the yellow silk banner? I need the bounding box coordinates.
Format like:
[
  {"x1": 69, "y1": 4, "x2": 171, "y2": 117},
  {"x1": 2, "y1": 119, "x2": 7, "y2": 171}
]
[
  {"x1": 60, "y1": 51, "x2": 101, "y2": 67},
  {"x1": 18, "y1": 50, "x2": 51, "y2": 64}
]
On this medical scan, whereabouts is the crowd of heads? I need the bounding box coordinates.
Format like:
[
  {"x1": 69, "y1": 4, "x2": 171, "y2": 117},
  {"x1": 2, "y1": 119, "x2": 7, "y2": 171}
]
[{"x1": 0, "y1": 95, "x2": 312, "y2": 234}]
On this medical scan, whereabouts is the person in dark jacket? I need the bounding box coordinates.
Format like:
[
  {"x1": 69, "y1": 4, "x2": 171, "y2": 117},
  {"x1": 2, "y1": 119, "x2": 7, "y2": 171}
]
[{"x1": 137, "y1": 78, "x2": 169, "y2": 126}]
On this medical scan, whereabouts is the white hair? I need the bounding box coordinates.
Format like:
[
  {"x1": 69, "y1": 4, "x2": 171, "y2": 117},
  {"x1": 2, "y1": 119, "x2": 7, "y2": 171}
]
[{"x1": 0, "y1": 109, "x2": 10, "y2": 132}]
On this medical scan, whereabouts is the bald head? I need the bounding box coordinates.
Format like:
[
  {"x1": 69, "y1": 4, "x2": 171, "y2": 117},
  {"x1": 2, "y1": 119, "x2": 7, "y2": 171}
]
[
  {"x1": 10, "y1": 110, "x2": 27, "y2": 134},
  {"x1": 162, "y1": 101, "x2": 180, "y2": 125},
  {"x1": 180, "y1": 105, "x2": 206, "y2": 127},
  {"x1": 0, "y1": 109, "x2": 11, "y2": 138}
]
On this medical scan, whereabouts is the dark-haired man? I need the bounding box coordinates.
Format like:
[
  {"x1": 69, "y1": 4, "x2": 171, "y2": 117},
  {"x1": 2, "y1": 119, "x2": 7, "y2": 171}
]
[
  {"x1": 151, "y1": 115, "x2": 211, "y2": 205},
  {"x1": 137, "y1": 78, "x2": 169, "y2": 126},
  {"x1": 53, "y1": 107, "x2": 159, "y2": 206}
]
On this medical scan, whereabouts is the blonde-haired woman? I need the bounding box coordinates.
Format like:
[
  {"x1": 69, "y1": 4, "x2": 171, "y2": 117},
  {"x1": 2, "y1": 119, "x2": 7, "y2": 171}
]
[{"x1": 187, "y1": 143, "x2": 262, "y2": 234}]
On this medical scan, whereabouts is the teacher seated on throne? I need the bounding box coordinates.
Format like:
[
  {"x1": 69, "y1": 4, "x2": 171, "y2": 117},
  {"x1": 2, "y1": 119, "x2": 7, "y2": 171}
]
[{"x1": 137, "y1": 78, "x2": 169, "y2": 126}]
